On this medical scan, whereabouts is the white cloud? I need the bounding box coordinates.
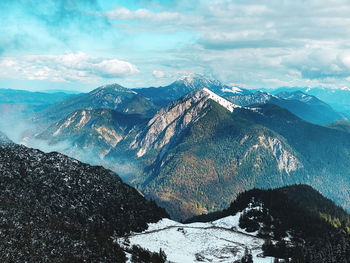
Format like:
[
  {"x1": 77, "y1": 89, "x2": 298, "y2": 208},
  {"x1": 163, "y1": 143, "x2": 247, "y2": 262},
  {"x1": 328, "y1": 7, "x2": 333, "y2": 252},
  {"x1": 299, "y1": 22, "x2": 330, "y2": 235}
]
[
  {"x1": 0, "y1": 52, "x2": 139, "y2": 82},
  {"x1": 104, "y1": 7, "x2": 180, "y2": 22},
  {"x1": 152, "y1": 70, "x2": 165, "y2": 78}
]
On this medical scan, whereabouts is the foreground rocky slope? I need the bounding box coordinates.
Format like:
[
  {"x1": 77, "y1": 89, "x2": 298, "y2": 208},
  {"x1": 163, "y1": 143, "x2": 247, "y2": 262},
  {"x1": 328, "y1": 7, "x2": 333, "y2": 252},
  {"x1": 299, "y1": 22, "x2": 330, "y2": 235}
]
[{"x1": 0, "y1": 132, "x2": 168, "y2": 262}]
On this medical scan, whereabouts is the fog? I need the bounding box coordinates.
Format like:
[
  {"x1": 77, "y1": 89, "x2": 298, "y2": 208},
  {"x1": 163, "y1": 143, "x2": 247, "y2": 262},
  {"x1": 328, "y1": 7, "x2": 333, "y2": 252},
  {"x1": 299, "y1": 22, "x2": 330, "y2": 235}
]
[{"x1": 0, "y1": 108, "x2": 143, "y2": 182}]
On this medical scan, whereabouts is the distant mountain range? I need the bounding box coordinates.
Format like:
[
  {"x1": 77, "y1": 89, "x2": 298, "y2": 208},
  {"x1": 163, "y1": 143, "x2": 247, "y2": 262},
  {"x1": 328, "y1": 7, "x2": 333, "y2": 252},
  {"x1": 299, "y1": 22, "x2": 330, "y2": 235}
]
[
  {"x1": 16, "y1": 76, "x2": 350, "y2": 220},
  {"x1": 33, "y1": 84, "x2": 157, "y2": 124},
  {"x1": 5, "y1": 75, "x2": 350, "y2": 221},
  {"x1": 225, "y1": 90, "x2": 347, "y2": 125},
  {"x1": 133, "y1": 73, "x2": 251, "y2": 107},
  {"x1": 272, "y1": 86, "x2": 350, "y2": 117},
  {"x1": 0, "y1": 88, "x2": 78, "y2": 115}
]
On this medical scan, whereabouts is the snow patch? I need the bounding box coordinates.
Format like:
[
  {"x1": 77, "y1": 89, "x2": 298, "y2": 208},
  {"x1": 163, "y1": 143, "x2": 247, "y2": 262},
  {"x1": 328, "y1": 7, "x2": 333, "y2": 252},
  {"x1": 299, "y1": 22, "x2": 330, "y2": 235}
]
[
  {"x1": 221, "y1": 86, "x2": 243, "y2": 94},
  {"x1": 202, "y1": 88, "x2": 241, "y2": 112},
  {"x1": 118, "y1": 212, "x2": 274, "y2": 263}
]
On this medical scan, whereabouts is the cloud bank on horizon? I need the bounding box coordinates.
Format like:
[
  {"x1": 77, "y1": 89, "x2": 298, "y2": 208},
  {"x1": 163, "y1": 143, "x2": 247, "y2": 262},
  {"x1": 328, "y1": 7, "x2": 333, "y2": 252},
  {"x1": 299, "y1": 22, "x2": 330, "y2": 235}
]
[{"x1": 1, "y1": 0, "x2": 350, "y2": 91}]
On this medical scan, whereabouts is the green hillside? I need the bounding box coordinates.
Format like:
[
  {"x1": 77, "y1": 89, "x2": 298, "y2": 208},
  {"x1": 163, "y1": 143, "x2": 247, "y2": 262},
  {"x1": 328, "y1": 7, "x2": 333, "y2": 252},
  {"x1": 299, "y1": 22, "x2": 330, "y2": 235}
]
[{"x1": 138, "y1": 102, "x2": 350, "y2": 220}]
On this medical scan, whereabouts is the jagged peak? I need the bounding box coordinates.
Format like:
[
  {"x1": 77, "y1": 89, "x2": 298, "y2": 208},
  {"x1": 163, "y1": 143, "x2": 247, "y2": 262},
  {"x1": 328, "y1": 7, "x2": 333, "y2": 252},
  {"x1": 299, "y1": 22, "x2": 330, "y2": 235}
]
[
  {"x1": 200, "y1": 88, "x2": 241, "y2": 112},
  {"x1": 174, "y1": 73, "x2": 222, "y2": 88},
  {"x1": 90, "y1": 83, "x2": 137, "y2": 94},
  {"x1": 166, "y1": 87, "x2": 242, "y2": 113}
]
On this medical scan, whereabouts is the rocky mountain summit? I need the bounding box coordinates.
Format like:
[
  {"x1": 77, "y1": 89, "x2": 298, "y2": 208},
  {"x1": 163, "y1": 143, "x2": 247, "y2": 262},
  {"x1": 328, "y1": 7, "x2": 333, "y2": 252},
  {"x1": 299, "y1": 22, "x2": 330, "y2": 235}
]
[
  {"x1": 34, "y1": 84, "x2": 157, "y2": 125},
  {"x1": 37, "y1": 108, "x2": 147, "y2": 159},
  {"x1": 131, "y1": 88, "x2": 240, "y2": 158},
  {"x1": 134, "y1": 74, "x2": 251, "y2": 107}
]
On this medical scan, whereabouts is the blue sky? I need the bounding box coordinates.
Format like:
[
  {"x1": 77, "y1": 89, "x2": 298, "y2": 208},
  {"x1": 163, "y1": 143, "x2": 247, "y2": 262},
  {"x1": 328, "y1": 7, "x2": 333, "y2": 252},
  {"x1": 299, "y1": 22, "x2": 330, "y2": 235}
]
[{"x1": 1, "y1": 0, "x2": 350, "y2": 91}]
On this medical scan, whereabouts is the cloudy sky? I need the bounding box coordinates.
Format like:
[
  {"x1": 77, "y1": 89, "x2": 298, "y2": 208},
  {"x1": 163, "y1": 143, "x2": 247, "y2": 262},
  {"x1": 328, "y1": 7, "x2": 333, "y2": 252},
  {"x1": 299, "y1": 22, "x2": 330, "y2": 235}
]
[{"x1": 1, "y1": 0, "x2": 350, "y2": 91}]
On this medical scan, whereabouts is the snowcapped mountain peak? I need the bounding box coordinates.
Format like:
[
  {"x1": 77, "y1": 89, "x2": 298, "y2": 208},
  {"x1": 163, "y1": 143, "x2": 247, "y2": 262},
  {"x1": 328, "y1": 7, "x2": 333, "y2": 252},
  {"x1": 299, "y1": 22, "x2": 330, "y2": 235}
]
[
  {"x1": 131, "y1": 88, "x2": 241, "y2": 158},
  {"x1": 176, "y1": 73, "x2": 222, "y2": 89},
  {"x1": 178, "y1": 73, "x2": 195, "y2": 83},
  {"x1": 94, "y1": 83, "x2": 137, "y2": 94},
  {"x1": 221, "y1": 86, "x2": 243, "y2": 94},
  {"x1": 178, "y1": 73, "x2": 203, "y2": 82},
  {"x1": 341, "y1": 86, "x2": 350, "y2": 91},
  {"x1": 201, "y1": 88, "x2": 240, "y2": 112}
]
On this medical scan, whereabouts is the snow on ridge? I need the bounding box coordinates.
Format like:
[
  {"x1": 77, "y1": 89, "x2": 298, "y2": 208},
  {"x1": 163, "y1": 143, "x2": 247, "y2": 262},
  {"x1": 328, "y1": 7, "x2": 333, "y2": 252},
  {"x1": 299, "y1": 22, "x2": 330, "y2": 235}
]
[
  {"x1": 221, "y1": 86, "x2": 242, "y2": 94},
  {"x1": 118, "y1": 212, "x2": 274, "y2": 263},
  {"x1": 341, "y1": 86, "x2": 350, "y2": 91},
  {"x1": 202, "y1": 88, "x2": 241, "y2": 112}
]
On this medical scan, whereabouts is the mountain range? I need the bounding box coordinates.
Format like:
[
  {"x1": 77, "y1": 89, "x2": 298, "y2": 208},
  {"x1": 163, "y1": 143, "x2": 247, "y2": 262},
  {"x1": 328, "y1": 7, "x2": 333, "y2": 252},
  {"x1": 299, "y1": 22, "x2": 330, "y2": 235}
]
[
  {"x1": 15, "y1": 75, "x2": 350, "y2": 221},
  {"x1": 225, "y1": 90, "x2": 347, "y2": 125},
  {"x1": 272, "y1": 86, "x2": 350, "y2": 118},
  {"x1": 33, "y1": 84, "x2": 157, "y2": 125},
  {"x1": 125, "y1": 91, "x2": 350, "y2": 219},
  {"x1": 0, "y1": 88, "x2": 77, "y2": 116},
  {"x1": 3, "y1": 130, "x2": 350, "y2": 262},
  {"x1": 134, "y1": 73, "x2": 251, "y2": 107}
]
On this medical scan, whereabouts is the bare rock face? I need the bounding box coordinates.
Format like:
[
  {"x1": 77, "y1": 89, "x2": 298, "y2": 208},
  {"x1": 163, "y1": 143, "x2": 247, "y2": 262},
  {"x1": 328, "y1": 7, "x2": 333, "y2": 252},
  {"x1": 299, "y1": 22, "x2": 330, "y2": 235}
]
[
  {"x1": 33, "y1": 83, "x2": 157, "y2": 125},
  {"x1": 131, "y1": 88, "x2": 239, "y2": 157},
  {"x1": 36, "y1": 109, "x2": 146, "y2": 159},
  {"x1": 256, "y1": 135, "x2": 303, "y2": 174},
  {"x1": 267, "y1": 137, "x2": 303, "y2": 174}
]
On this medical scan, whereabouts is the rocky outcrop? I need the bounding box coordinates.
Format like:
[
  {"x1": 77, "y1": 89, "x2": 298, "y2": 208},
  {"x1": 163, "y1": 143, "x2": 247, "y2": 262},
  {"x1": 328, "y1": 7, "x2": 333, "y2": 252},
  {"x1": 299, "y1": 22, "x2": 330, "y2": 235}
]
[
  {"x1": 256, "y1": 135, "x2": 303, "y2": 174},
  {"x1": 131, "y1": 88, "x2": 239, "y2": 157},
  {"x1": 36, "y1": 109, "x2": 146, "y2": 159},
  {"x1": 267, "y1": 137, "x2": 303, "y2": 174}
]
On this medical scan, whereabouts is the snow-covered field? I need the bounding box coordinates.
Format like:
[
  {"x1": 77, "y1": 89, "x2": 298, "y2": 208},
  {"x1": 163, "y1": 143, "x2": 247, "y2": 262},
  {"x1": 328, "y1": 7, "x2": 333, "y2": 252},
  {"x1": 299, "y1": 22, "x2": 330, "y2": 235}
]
[{"x1": 118, "y1": 212, "x2": 274, "y2": 263}]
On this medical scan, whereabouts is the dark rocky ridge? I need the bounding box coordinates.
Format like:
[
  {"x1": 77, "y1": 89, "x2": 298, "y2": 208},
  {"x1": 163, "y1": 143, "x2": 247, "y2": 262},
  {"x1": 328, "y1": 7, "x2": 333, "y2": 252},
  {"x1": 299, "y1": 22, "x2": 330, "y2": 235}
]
[{"x1": 0, "y1": 134, "x2": 168, "y2": 262}]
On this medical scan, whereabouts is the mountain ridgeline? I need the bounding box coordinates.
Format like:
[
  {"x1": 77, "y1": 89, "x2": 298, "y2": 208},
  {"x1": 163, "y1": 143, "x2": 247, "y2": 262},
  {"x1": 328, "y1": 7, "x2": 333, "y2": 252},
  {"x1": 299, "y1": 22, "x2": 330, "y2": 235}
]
[
  {"x1": 36, "y1": 108, "x2": 148, "y2": 161},
  {"x1": 134, "y1": 73, "x2": 251, "y2": 107},
  {"x1": 13, "y1": 76, "x2": 350, "y2": 221},
  {"x1": 0, "y1": 133, "x2": 168, "y2": 262},
  {"x1": 3, "y1": 75, "x2": 350, "y2": 262},
  {"x1": 0, "y1": 88, "x2": 78, "y2": 116},
  {"x1": 33, "y1": 84, "x2": 157, "y2": 124},
  {"x1": 225, "y1": 90, "x2": 347, "y2": 125},
  {"x1": 130, "y1": 93, "x2": 350, "y2": 219}
]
